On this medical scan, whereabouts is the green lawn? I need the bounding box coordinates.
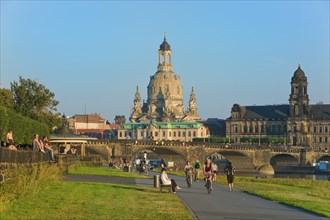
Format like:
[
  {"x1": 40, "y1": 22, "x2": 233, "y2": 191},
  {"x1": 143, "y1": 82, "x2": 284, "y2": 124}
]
[
  {"x1": 1, "y1": 181, "x2": 192, "y2": 220},
  {"x1": 217, "y1": 175, "x2": 330, "y2": 217},
  {"x1": 68, "y1": 165, "x2": 151, "y2": 179}
]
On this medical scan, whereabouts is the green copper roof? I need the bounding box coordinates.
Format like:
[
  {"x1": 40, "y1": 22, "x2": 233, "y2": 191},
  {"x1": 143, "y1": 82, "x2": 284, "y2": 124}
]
[{"x1": 121, "y1": 121, "x2": 203, "y2": 130}]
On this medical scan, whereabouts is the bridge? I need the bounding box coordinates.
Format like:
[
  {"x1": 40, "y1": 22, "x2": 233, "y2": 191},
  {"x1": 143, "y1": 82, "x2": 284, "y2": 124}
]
[{"x1": 85, "y1": 140, "x2": 330, "y2": 173}]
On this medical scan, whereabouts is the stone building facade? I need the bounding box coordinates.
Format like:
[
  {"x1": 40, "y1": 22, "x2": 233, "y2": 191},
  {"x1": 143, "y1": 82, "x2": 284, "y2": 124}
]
[
  {"x1": 226, "y1": 65, "x2": 330, "y2": 150},
  {"x1": 118, "y1": 121, "x2": 209, "y2": 142}
]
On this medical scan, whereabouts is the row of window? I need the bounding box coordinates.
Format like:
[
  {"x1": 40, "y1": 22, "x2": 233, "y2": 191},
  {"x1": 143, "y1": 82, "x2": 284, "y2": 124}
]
[
  {"x1": 314, "y1": 136, "x2": 328, "y2": 143},
  {"x1": 232, "y1": 124, "x2": 287, "y2": 134},
  {"x1": 232, "y1": 124, "x2": 330, "y2": 134},
  {"x1": 309, "y1": 126, "x2": 329, "y2": 133},
  {"x1": 119, "y1": 130, "x2": 202, "y2": 138}
]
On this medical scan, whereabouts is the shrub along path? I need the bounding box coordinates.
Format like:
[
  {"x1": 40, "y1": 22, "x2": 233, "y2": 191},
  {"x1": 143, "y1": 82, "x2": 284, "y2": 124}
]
[{"x1": 64, "y1": 171, "x2": 329, "y2": 220}]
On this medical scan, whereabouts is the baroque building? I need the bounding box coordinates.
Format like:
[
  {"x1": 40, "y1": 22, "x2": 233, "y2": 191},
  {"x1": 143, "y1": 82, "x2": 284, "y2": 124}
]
[
  {"x1": 226, "y1": 65, "x2": 330, "y2": 150},
  {"x1": 119, "y1": 35, "x2": 209, "y2": 141},
  {"x1": 129, "y1": 34, "x2": 201, "y2": 123}
]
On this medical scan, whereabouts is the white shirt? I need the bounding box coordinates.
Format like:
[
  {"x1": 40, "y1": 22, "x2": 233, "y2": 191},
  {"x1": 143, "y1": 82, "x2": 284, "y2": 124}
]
[{"x1": 160, "y1": 172, "x2": 171, "y2": 185}]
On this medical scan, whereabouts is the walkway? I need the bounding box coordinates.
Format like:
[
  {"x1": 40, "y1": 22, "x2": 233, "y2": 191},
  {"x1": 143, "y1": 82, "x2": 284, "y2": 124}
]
[{"x1": 64, "y1": 174, "x2": 328, "y2": 220}]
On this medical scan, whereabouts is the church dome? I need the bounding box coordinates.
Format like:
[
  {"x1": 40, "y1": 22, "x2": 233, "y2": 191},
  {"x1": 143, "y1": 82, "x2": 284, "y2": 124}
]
[
  {"x1": 147, "y1": 70, "x2": 183, "y2": 102},
  {"x1": 293, "y1": 65, "x2": 306, "y2": 78}
]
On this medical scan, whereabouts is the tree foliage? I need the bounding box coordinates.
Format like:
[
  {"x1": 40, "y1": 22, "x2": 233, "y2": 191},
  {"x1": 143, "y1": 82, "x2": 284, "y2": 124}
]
[
  {"x1": 10, "y1": 76, "x2": 61, "y2": 130},
  {"x1": 0, "y1": 105, "x2": 49, "y2": 145},
  {"x1": 0, "y1": 88, "x2": 15, "y2": 108}
]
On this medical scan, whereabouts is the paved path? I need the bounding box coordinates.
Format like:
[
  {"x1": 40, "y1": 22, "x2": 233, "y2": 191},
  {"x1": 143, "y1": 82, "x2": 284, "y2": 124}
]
[{"x1": 64, "y1": 174, "x2": 329, "y2": 220}]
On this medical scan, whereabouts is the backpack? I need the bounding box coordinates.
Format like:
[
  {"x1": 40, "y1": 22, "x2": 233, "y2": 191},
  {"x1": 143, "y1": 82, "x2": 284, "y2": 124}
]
[{"x1": 195, "y1": 162, "x2": 200, "y2": 169}]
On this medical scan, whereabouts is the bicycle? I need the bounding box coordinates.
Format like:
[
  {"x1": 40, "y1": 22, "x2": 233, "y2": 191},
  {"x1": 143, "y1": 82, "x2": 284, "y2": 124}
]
[{"x1": 205, "y1": 173, "x2": 213, "y2": 194}]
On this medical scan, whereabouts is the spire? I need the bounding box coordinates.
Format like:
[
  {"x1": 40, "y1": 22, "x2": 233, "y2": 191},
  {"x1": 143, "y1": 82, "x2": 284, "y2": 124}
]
[
  {"x1": 298, "y1": 63, "x2": 301, "y2": 68},
  {"x1": 164, "y1": 32, "x2": 166, "y2": 42},
  {"x1": 189, "y1": 87, "x2": 196, "y2": 102},
  {"x1": 134, "y1": 86, "x2": 141, "y2": 101},
  {"x1": 186, "y1": 87, "x2": 200, "y2": 121}
]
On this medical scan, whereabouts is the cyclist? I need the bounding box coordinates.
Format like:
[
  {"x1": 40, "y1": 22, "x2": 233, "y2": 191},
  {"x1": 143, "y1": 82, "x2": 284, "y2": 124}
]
[
  {"x1": 184, "y1": 161, "x2": 194, "y2": 187},
  {"x1": 203, "y1": 159, "x2": 214, "y2": 191}
]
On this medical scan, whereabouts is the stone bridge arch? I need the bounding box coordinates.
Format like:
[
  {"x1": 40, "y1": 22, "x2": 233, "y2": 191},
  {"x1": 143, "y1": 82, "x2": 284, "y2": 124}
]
[
  {"x1": 131, "y1": 145, "x2": 188, "y2": 169},
  {"x1": 205, "y1": 149, "x2": 256, "y2": 172},
  {"x1": 270, "y1": 154, "x2": 300, "y2": 166}
]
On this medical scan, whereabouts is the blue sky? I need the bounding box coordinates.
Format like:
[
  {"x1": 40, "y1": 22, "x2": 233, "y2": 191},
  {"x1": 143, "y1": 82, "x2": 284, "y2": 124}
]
[{"x1": 1, "y1": 1, "x2": 329, "y2": 121}]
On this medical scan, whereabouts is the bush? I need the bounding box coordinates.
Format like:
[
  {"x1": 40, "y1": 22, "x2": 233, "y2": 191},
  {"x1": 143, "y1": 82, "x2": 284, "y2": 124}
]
[{"x1": 0, "y1": 105, "x2": 49, "y2": 145}]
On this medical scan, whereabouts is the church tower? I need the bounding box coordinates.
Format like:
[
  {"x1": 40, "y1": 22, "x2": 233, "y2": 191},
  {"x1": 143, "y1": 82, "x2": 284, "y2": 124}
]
[
  {"x1": 289, "y1": 64, "x2": 309, "y2": 117},
  {"x1": 130, "y1": 86, "x2": 142, "y2": 122},
  {"x1": 288, "y1": 64, "x2": 309, "y2": 146},
  {"x1": 186, "y1": 87, "x2": 201, "y2": 121}
]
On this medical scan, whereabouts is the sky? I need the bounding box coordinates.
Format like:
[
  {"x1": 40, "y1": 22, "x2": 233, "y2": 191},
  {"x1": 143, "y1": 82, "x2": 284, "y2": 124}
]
[{"x1": 1, "y1": 1, "x2": 329, "y2": 122}]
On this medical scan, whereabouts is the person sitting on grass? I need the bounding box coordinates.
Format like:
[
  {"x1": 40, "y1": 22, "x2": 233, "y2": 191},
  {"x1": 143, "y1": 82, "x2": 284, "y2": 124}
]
[
  {"x1": 160, "y1": 168, "x2": 182, "y2": 194},
  {"x1": 42, "y1": 136, "x2": 55, "y2": 162},
  {"x1": 32, "y1": 134, "x2": 45, "y2": 153}
]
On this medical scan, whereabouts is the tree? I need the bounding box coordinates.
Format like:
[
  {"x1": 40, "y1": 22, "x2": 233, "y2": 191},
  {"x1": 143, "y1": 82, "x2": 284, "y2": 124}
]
[
  {"x1": 10, "y1": 76, "x2": 61, "y2": 130},
  {"x1": 0, "y1": 88, "x2": 15, "y2": 108},
  {"x1": 114, "y1": 115, "x2": 126, "y2": 125}
]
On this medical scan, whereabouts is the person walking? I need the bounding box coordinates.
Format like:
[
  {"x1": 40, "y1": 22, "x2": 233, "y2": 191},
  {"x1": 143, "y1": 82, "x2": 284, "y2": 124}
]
[
  {"x1": 194, "y1": 160, "x2": 201, "y2": 181},
  {"x1": 225, "y1": 162, "x2": 235, "y2": 191},
  {"x1": 212, "y1": 162, "x2": 218, "y2": 182}
]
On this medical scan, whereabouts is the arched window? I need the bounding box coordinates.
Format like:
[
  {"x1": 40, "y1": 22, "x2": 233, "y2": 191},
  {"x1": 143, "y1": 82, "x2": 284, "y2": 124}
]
[
  {"x1": 155, "y1": 131, "x2": 158, "y2": 137},
  {"x1": 188, "y1": 131, "x2": 191, "y2": 137},
  {"x1": 235, "y1": 126, "x2": 238, "y2": 133},
  {"x1": 294, "y1": 104, "x2": 299, "y2": 115},
  {"x1": 255, "y1": 124, "x2": 259, "y2": 133},
  {"x1": 244, "y1": 124, "x2": 247, "y2": 133},
  {"x1": 278, "y1": 124, "x2": 282, "y2": 133},
  {"x1": 178, "y1": 131, "x2": 181, "y2": 137},
  {"x1": 249, "y1": 124, "x2": 253, "y2": 133}
]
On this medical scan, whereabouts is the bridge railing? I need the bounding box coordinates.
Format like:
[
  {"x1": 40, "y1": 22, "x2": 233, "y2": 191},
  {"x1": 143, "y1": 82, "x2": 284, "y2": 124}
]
[{"x1": 85, "y1": 139, "x2": 328, "y2": 154}]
